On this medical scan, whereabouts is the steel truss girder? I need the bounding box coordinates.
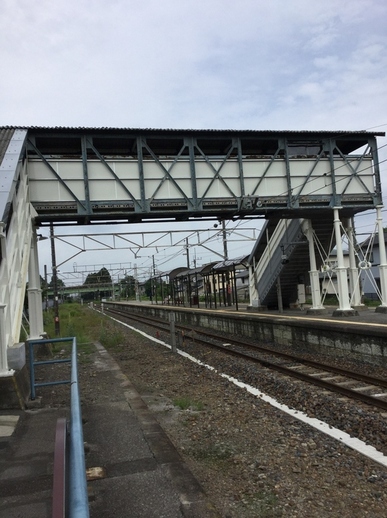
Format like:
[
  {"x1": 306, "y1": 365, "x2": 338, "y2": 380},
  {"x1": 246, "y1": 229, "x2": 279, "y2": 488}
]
[{"x1": 26, "y1": 130, "x2": 383, "y2": 224}]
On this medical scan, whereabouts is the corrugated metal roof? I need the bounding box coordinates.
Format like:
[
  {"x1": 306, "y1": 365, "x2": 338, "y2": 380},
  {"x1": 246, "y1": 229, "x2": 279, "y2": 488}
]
[
  {"x1": 0, "y1": 126, "x2": 384, "y2": 136},
  {"x1": 212, "y1": 255, "x2": 250, "y2": 270},
  {"x1": 13, "y1": 126, "x2": 383, "y2": 159}
]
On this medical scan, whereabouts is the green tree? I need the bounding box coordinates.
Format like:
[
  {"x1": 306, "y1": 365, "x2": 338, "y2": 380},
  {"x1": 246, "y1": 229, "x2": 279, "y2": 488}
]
[
  {"x1": 82, "y1": 267, "x2": 112, "y2": 301},
  {"x1": 119, "y1": 275, "x2": 136, "y2": 299},
  {"x1": 144, "y1": 277, "x2": 168, "y2": 301},
  {"x1": 48, "y1": 277, "x2": 65, "y2": 288},
  {"x1": 83, "y1": 267, "x2": 112, "y2": 285}
]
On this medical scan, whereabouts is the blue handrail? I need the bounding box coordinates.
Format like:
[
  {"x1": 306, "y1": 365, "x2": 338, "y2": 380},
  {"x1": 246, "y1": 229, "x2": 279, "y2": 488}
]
[
  {"x1": 28, "y1": 336, "x2": 89, "y2": 517},
  {"x1": 28, "y1": 337, "x2": 72, "y2": 400},
  {"x1": 69, "y1": 337, "x2": 89, "y2": 518}
]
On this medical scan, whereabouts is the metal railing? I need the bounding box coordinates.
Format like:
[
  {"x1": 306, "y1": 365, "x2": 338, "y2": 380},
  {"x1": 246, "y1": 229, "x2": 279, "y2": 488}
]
[
  {"x1": 28, "y1": 336, "x2": 89, "y2": 518},
  {"x1": 68, "y1": 338, "x2": 89, "y2": 518},
  {"x1": 28, "y1": 337, "x2": 72, "y2": 400}
]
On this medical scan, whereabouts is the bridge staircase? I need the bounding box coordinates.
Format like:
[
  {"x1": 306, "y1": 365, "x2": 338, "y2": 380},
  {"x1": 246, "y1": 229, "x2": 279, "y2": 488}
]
[
  {"x1": 0, "y1": 129, "x2": 39, "y2": 403},
  {"x1": 249, "y1": 217, "x2": 333, "y2": 308}
]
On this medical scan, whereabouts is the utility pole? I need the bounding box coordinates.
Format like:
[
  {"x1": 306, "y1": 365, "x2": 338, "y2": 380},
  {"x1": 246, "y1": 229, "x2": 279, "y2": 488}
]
[
  {"x1": 50, "y1": 223, "x2": 60, "y2": 336},
  {"x1": 222, "y1": 221, "x2": 231, "y2": 306},
  {"x1": 44, "y1": 265, "x2": 48, "y2": 311},
  {"x1": 152, "y1": 255, "x2": 156, "y2": 303},
  {"x1": 185, "y1": 237, "x2": 190, "y2": 269},
  {"x1": 134, "y1": 263, "x2": 139, "y2": 301},
  {"x1": 222, "y1": 220, "x2": 228, "y2": 261}
]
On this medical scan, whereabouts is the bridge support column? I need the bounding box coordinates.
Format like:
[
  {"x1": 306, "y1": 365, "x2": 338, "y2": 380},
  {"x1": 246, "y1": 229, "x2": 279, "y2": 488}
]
[
  {"x1": 27, "y1": 228, "x2": 44, "y2": 338},
  {"x1": 0, "y1": 304, "x2": 14, "y2": 376},
  {"x1": 375, "y1": 206, "x2": 387, "y2": 313},
  {"x1": 303, "y1": 220, "x2": 325, "y2": 315},
  {"x1": 0, "y1": 224, "x2": 14, "y2": 376},
  {"x1": 345, "y1": 218, "x2": 364, "y2": 309},
  {"x1": 332, "y1": 208, "x2": 358, "y2": 317},
  {"x1": 247, "y1": 260, "x2": 266, "y2": 312}
]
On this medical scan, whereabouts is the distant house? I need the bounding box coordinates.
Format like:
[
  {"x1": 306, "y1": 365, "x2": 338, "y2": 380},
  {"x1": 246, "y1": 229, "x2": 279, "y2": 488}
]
[{"x1": 235, "y1": 270, "x2": 249, "y2": 300}]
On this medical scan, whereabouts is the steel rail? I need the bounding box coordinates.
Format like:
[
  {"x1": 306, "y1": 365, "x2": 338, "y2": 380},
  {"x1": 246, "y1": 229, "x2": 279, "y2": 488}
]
[
  {"x1": 103, "y1": 305, "x2": 387, "y2": 390},
  {"x1": 183, "y1": 327, "x2": 387, "y2": 389},
  {"x1": 188, "y1": 336, "x2": 387, "y2": 411},
  {"x1": 102, "y1": 305, "x2": 387, "y2": 411}
]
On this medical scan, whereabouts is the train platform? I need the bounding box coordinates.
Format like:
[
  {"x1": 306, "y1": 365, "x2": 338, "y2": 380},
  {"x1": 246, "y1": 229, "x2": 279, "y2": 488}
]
[
  {"x1": 0, "y1": 342, "x2": 219, "y2": 518},
  {"x1": 149, "y1": 300, "x2": 387, "y2": 325},
  {"x1": 244, "y1": 304, "x2": 387, "y2": 324}
]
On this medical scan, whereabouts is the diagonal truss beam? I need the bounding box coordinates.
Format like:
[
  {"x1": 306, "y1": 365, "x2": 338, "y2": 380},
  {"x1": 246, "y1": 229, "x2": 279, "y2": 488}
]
[{"x1": 27, "y1": 139, "x2": 88, "y2": 211}]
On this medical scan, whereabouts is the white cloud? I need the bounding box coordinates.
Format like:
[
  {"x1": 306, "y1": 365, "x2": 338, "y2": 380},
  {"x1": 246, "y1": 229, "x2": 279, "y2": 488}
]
[
  {"x1": 1, "y1": 0, "x2": 386, "y2": 131},
  {"x1": 1, "y1": 0, "x2": 387, "y2": 272}
]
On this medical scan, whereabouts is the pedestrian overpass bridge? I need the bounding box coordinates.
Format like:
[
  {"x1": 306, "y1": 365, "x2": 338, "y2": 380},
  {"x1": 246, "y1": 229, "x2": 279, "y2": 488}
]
[{"x1": 0, "y1": 126, "x2": 386, "y2": 393}]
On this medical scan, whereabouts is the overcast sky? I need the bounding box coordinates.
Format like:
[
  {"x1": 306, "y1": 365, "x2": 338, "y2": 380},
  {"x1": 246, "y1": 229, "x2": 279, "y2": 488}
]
[{"x1": 1, "y1": 0, "x2": 387, "y2": 281}]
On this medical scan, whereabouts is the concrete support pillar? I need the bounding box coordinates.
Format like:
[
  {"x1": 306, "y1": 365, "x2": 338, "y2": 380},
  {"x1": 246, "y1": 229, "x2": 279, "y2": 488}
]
[
  {"x1": 303, "y1": 220, "x2": 325, "y2": 314},
  {"x1": 27, "y1": 228, "x2": 44, "y2": 338},
  {"x1": 332, "y1": 208, "x2": 357, "y2": 316},
  {"x1": 376, "y1": 206, "x2": 387, "y2": 313},
  {"x1": 346, "y1": 218, "x2": 363, "y2": 308}
]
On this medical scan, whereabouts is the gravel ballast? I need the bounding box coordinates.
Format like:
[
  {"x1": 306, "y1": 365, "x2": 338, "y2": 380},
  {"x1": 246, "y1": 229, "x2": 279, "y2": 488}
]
[
  {"x1": 40, "y1": 314, "x2": 387, "y2": 517},
  {"x1": 83, "y1": 316, "x2": 387, "y2": 518}
]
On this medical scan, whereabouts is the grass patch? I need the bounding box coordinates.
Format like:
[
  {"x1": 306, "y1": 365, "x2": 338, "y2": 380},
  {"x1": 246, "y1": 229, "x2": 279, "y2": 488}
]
[
  {"x1": 173, "y1": 397, "x2": 204, "y2": 411},
  {"x1": 98, "y1": 325, "x2": 125, "y2": 349},
  {"x1": 39, "y1": 303, "x2": 124, "y2": 360},
  {"x1": 42, "y1": 303, "x2": 116, "y2": 345}
]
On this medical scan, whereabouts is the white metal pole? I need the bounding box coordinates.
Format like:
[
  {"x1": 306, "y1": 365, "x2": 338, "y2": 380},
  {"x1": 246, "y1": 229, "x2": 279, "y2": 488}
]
[
  {"x1": 0, "y1": 221, "x2": 14, "y2": 375},
  {"x1": 346, "y1": 218, "x2": 363, "y2": 307},
  {"x1": 0, "y1": 222, "x2": 11, "y2": 374},
  {"x1": 303, "y1": 219, "x2": 324, "y2": 311},
  {"x1": 376, "y1": 206, "x2": 387, "y2": 310},
  {"x1": 27, "y1": 227, "x2": 44, "y2": 338},
  {"x1": 0, "y1": 304, "x2": 13, "y2": 376},
  {"x1": 333, "y1": 208, "x2": 353, "y2": 313}
]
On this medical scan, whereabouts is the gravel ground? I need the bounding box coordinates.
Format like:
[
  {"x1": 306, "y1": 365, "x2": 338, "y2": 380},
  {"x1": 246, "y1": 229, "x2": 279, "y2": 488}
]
[{"x1": 41, "y1": 316, "x2": 387, "y2": 517}]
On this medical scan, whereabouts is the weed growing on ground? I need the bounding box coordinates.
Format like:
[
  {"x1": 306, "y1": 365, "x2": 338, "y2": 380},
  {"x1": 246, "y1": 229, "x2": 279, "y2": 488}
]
[
  {"x1": 173, "y1": 397, "x2": 204, "y2": 411},
  {"x1": 41, "y1": 303, "x2": 111, "y2": 346},
  {"x1": 190, "y1": 443, "x2": 234, "y2": 463},
  {"x1": 239, "y1": 490, "x2": 282, "y2": 517},
  {"x1": 98, "y1": 324, "x2": 125, "y2": 349}
]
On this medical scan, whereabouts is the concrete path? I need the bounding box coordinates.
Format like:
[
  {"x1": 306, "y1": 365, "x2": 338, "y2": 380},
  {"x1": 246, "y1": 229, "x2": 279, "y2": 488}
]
[{"x1": 0, "y1": 343, "x2": 219, "y2": 518}]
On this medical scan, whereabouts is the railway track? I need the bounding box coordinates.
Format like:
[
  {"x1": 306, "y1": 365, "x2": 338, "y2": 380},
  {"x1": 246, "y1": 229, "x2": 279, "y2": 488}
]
[{"x1": 101, "y1": 305, "x2": 387, "y2": 412}]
